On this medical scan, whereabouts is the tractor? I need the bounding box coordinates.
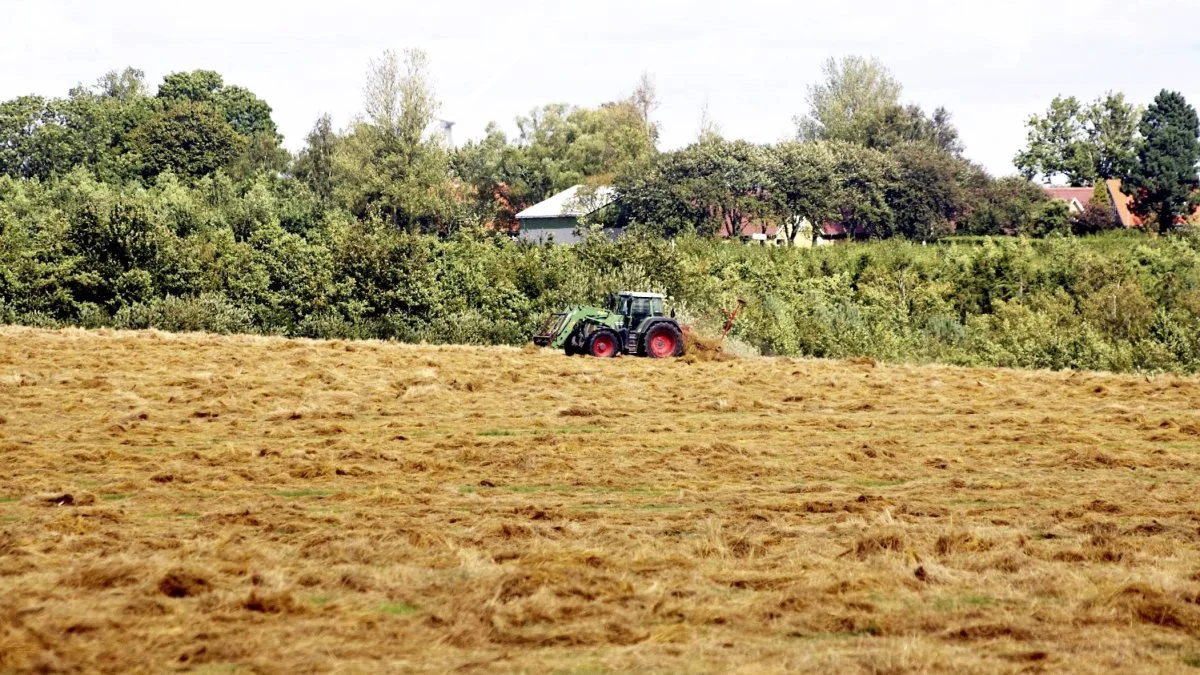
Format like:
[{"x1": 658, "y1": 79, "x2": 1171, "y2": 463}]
[{"x1": 533, "y1": 291, "x2": 685, "y2": 358}]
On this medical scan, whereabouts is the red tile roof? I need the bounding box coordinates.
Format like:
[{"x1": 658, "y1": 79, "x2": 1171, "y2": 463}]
[{"x1": 1043, "y1": 187, "x2": 1094, "y2": 204}]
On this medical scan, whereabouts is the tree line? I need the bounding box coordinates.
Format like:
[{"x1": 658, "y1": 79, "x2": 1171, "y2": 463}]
[
  {"x1": 1, "y1": 52, "x2": 1199, "y2": 372},
  {"x1": 3, "y1": 53, "x2": 1197, "y2": 242}
]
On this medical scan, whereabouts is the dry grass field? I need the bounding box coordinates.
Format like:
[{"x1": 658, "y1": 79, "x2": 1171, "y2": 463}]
[{"x1": 2, "y1": 326, "x2": 1200, "y2": 673}]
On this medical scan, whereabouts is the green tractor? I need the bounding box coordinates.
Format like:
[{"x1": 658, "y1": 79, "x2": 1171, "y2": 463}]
[{"x1": 533, "y1": 291, "x2": 685, "y2": 358}]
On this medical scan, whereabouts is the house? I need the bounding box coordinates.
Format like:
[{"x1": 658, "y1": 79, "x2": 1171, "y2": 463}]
[
  {"x1": 514, "y1": 185, "x2": 618, "y2": 244},
  {"x1": 1043, "y1": 187, "x2": 1096, "y2": 216},
  {"x1": 1043, "y1": 180, "x2": 1199, "y2": 229},
  {"x1": 721, "y1": 215, "x2": 852, "y2": 247}
]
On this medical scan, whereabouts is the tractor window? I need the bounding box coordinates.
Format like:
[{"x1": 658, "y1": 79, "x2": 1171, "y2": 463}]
[
  {"x1": 650, "y1": 297, "x2": 663, "y2": 316},
  {"x1": 631, "y1": 298, "x2": 652, "y2": 317},
  {"x1": 618, "y1": 296, "x2": 631, "y2": 315}
]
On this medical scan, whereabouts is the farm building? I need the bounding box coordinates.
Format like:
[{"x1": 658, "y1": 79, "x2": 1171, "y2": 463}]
[{"x1": 515, "y1": 185, "x2": 619, "y2": 244}]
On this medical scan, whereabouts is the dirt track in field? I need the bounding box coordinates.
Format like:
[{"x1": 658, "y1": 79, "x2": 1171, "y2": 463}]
[{"x1": 1, "y1": 326, "x2": 1199, "y2": 673}]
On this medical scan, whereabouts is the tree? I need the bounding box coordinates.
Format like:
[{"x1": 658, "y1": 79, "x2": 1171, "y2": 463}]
[
  {"x1": 157, "y1": 70, "x2": 225, "y2": 103},
  {"x1": 1014, "y1": 92, "x2": 1140, "y2": 185},
  {"x1": 630, "y1": 72, "x2": 661, "y2": 146},
  {"x1": 501, "y1": 95, "x2": 658, "y2": 207},
  {"x1": 615, "y1": 139, "x2": 768, "y2": 238},
  {"x1": 0, "y1": 96, "x2": 52, "y2": 179},
  {"x1": 129, "y1": 101, "x2": 243, "y2": 178},
  {"x1": 293, "y1": 114, "x2": 338, "y2": 203},
  {"x1": 929, "y1": 107, "x2": 964, "y2": 157},
  {"x1": 697, "y1": 100, "x2": 721, "y2": 144},
  {"x1": 886, "y1": 142, "x2": 970, "y2": 240},
  {"x1": 96, "y1": 68, "x2": 148, "y2": 102},
  {"x1": 1126, "y1": 90, "x2": 1200, "y2": 233},
  {"x1": 450, "y1": 123, "x2": 520, "y2": 228},
  {"x1": 827, "y1": 141, "x2": 896, "y2": 239},
  {"x1": 761, "y1": 141, "x2": 838, "y2": 244},
  {"x1": 960, "y1": 176, "x2": 1050, "y2": 236},
  {"x1": 157, "y1": 70, "x2": 284, "y2": 177},
  {"x1": 1014, "y1": 96, "x2": 1094, "y2": 185},
  {"x1": 1087, "y1": 92, "x2": 1139, "y2": 180},
  {"x1": 334, "y1": 49, "x2": 453, "y2": 232},
  {"x1": 796, "y1": 56, "x2": 903, "y2": 144},
  {"x1": 0, "y1": 82, "x2": 151, "y2": 182}
]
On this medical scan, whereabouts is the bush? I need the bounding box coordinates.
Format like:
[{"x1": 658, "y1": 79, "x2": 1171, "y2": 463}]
[
  {"x1": 113, "y1": 294, "x2": 254, "y2": 334},
  {"x1": 4, "y1": 172, "x2": 1200, "y2": 374}
]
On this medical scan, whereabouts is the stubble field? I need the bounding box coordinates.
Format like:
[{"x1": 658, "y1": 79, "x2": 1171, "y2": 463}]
[{"x1": 1, "y1": 326, "x2": 1199, "y2": 673}]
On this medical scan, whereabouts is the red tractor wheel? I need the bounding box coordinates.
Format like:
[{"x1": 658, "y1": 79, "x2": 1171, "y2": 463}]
[
  {"x1": 645, "y1": 323, "x2": 683, "y2": 358},
  {"x1": 587, "y1": 330, "x2": 619, "y2": 358}
]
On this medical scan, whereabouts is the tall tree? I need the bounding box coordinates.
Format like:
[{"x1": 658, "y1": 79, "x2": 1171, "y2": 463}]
[
  {"x1": 861, "y1": 104, "x2": 963, "y2": 155},
  {"x1": 795, "y1": 56, "x2": 903, "y2": 145},
  {"x1": 697, "y1": 99, "x2": 721, "y2": 144},
  {"x1": 1126, "y1": 90, "x2": 1200, "y2": 233},
  {"x1": 1014, "y1": 92, "x2": 1140, "y2": 185},
  {"x1": 157, "y1": 70, "x2": 224, "y2": 103},
  {"x1": 1086, "y1": 92, "x2": 1140, "y2": 180},
  {"x1": 1014, "y1": 96, "x2": 1094, "y2": 185},
  {"x1": 827, "y1": 141, "x2": 896, "y2": 239},
  {"x1": 334, "y1": 49, "x2": 453, "y2": 232},
  {"x1": 630, "y1": 72, "x2": 661, "y2": 145},
  {"x1": 128, "y1": 101, "x2": 243, "y2": 178},
  {"x1": 157, "y1": 69, "x2": 284, "y2": 177},
  {"x1": 292, "y1": 114, "x2": 338, "y2": 203},
  {"x1": 761, "y1": 141, "x2": 838, "y2": 244},
  {"x1": 0, "y1": 96, "x2": 54, "y2": 179},
  {"x1": 506, "y1": 97, "x2": 657, "y2": 205},
  {"x1": 615, "y1": 139, "x2": 768, "y2": 238},
  {"x1": 95, "y1": 68, "x2": 148, "y2": 102}
]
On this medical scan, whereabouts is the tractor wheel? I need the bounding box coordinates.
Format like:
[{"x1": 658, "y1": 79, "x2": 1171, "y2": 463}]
[
  {"x1": 644, "y1": 323, "x2": 684, "y2": 358},
  {"x1": 586, "y1": 329, "x2": 620, "y2": 358}
]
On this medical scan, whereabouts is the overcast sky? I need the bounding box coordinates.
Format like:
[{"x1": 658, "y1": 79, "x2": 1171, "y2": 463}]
[{"x1": 3, "y1": 0, "x2": 1198, "y2": 176}]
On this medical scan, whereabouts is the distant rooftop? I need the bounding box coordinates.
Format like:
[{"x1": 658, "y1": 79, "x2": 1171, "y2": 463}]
[{"x1": 515, "y1": 185, "x2": 616, "y2": 220}]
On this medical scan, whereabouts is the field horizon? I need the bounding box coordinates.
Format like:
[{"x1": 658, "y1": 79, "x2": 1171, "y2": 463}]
[{"x1": 2, "y1": 326, "x2": 1199, "y2": 673}]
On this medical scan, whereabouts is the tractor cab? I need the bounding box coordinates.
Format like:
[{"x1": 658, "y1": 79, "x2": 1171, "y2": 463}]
[{"x1": 612, "y1": 291, "x2": 665, "y2": 329}]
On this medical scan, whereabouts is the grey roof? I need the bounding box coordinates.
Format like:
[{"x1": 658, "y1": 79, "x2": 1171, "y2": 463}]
[
  {"x1": 619, "y1": 291, "x2": 665, "y2": 298},
  {"x1": 515, "y1": 185, "x2": 616, "y2": 220}
]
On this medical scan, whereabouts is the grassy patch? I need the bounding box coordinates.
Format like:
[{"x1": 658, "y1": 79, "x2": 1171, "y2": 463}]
[
  {"x1": 851, "y1": 478, "x2": 909, "y2": 488},
  {"x1": 143, "y1": 512, "x2": 200, "y2": 519},
  {"x1": 0, "y1": 496, "x2": 18, "y2": 504},
  {"x1": 270, "y1": 489, "x2": 336, "y2": 498},
  {"x1": 101, "y1": 493, "x2": 132, "y2": 501},
  {"x1": 303, "y1": 594, "x2": 338, "y2": 606},
  {"x1": 1183, "y1": 654, "x2": 1200, "y2": 668},
  {"x1": 377, "y1": 601, "x2": 420, "y2": 616},
  {"x1": 932, "y1": 594, "x2": 998, "y2": 611}
]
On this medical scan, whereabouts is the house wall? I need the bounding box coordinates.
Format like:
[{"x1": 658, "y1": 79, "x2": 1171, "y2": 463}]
[{"x1": 516, "y1": 217, "x2": 624, "y2": 244}]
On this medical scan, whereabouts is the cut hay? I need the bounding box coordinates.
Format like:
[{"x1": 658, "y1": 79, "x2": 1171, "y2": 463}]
[{"x1": 0, "y1": 326, "x2": 1198, "y2": 672}]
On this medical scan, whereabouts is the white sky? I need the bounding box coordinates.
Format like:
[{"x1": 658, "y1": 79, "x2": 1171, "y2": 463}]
[{"x1": 2, "y1": 0, "x2": 1198, "y2": 176}]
